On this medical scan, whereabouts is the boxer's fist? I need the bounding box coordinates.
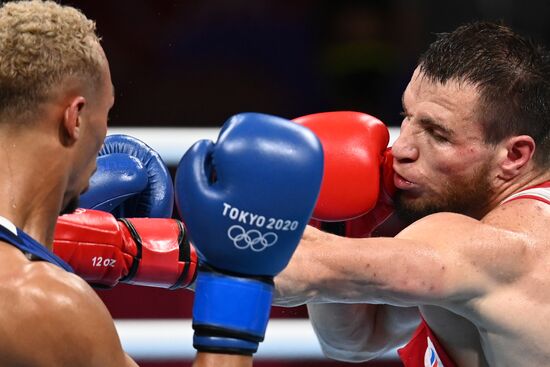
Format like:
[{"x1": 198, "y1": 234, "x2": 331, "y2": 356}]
[
  {"x1": 294, "y1": 111, "x2": 389, "y2": 222},
  {"x1": 80, "y1": 134, "x2": 174, "y2": 218},
  {"x1": 176, "y1": 113, "x2": 323, "y2": 276},
  {"x1": 345, "y1": 148, "x2": 395, "y2": 237},
  {"x1": 175, "y1": 112, "x2": 323, "y2": 354},
  {"x1": 53, "y1": 209, "x2": 197, "y2": 289},
  {"x1": 294, "y1": 111, "x2": 395, "y2": 236}
]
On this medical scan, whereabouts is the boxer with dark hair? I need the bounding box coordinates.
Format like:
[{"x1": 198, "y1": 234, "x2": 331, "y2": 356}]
[{"x1": 275, "y1": 22, "x2": 550, "y2": 367}]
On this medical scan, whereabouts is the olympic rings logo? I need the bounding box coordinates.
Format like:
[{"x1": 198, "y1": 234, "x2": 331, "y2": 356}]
[{"x1": 227, "y1": 225, "x2": 278, "y2": 252}]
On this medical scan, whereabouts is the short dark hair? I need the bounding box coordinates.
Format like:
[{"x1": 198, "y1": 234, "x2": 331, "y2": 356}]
[{"x1": 418, "y1": 21, "x2": 550, "y2": 168}]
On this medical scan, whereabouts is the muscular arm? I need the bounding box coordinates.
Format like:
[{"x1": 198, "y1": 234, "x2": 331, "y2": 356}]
[
  {"x1": 305, "y1": 214, "x2": 421, "y2": 361},
  {"x1": 274, "y1": 227, "x2": 421, "y2": 361},
  {"x1": 278, "y1": 212, "x2": 530, "y2": 307},
  {"x1": 275, "y1": 207, "x2": 536, "y2": 360},
  {"x1": 0, "y1": 258, "x2": 138, "y2": 367}
]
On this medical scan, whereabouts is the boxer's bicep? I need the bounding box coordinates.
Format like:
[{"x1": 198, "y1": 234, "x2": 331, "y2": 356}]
[{"x1": 307, "y1": 303, "x2": 419, "y2": 362}]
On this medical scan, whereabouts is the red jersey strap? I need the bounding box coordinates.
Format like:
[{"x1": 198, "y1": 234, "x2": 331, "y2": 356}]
[
  {"x1": 398, "y1": 318, "x2": 457, "y2": 367},
  {"x1": 500, "y1": 180, "x2": 550, "y2": 205}
]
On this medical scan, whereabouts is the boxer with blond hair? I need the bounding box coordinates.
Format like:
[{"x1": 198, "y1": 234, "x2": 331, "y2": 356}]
[{"x1": 0, "y1": 3, "x2": 322, "y2": 367}]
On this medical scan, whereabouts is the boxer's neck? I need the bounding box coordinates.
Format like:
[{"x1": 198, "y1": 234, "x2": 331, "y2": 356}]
[
  {"x1": 487, "y1": 169, "x2": 550, "y2": 214},
  {"x1": 0, "y1": 129, "x2": 66, "y2": 248}
]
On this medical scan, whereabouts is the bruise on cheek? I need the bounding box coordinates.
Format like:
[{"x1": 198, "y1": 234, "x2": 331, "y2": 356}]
[{"x1": 436, "y1": 146, "x2": 480, "y2": 174}]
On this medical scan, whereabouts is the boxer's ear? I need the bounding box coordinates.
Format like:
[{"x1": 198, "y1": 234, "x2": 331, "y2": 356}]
[
  {"x1": 61, "y1": 96, "x2": 86, "y2": 144},
  {"x1": 498, "y1": 135, "x2": 535, "y2": 180}
]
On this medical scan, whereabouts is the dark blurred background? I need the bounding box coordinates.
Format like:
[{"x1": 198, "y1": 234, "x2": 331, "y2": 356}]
[
  {"x1": 58, "y1": 0, "x2": 550, "y2": 366},
  {"x1": 63, "y1": 0, "x2": 550, "y2": 129}
]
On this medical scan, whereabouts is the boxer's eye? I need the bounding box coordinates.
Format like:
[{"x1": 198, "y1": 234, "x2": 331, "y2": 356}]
[{"x1": 426, "y1": 127, "x2": 448, "y2": 143}]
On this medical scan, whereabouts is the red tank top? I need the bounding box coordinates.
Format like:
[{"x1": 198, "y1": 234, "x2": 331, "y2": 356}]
[
  {"x1": 500, "y1": 181, "x2": 550, "y2": 205},
  {"x1": 397, "y1": 317, "x2": 455, "y2": 367},
  {"x1": 397, "y1": 181, "x2": 550, "y2": 367}
]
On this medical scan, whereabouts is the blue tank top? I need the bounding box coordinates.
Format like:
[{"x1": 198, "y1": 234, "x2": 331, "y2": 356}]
[{"x1": 0, "y1": 221, "x2": 73, "y2": 272}]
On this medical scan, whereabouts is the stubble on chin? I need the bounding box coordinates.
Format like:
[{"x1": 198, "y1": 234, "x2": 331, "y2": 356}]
[{"x1": 394, "y1": 164, "x2": 493, "y2": 222}]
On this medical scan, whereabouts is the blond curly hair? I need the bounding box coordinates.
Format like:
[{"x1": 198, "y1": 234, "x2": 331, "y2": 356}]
[{"x1": 0, "y1": 0, "x2": 104, "y2": 119}]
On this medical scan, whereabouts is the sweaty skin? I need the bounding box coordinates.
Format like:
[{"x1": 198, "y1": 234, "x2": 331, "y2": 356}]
[
  {"x1": 0, "y1": 47, "x2": 141, "y2": 366},
  {"x1": 275, "y1": 68, "x2": 550, "y2": 367}
]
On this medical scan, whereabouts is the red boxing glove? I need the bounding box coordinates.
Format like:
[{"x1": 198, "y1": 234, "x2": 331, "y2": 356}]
[
  {"x1": 53, "y1": 209, "x2": 198, "y2": 289},
  {"x1": 345, "y1": 148, "x2": 395, "y2": 237},
  {"x1": 295, "y1": 111, "x2": 395, "y2": 236},
  {"x1": 294, "y1": 111, "x2": 390, "y2": 220}
]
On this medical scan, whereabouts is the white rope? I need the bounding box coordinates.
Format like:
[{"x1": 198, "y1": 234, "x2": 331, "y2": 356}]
[
  {"x1": 115, "y1": 319, "x2": 399, "y2": 361},
  {"x1": 107, "y1": 127, "x2": 401, "y2": 166}
]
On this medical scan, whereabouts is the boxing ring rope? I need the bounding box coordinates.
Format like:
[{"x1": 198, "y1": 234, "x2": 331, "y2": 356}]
[
  {"x1": 107, "y1": 126, "x2": 401, "y2": 166},
  {"x1": 107, "y1": 126, "x2": 401, "y2": 361},
  {"x1": 115, "y1": 319, "x2": 399, "y2": 361}
]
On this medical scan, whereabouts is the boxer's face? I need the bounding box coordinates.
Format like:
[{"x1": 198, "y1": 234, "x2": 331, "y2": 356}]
[
  {"x1": 61, "y1": 51, "x2": 114, "y2": 215},
  {"x1": 391, "y1": 67, "x2": 498, "y2": 221}
]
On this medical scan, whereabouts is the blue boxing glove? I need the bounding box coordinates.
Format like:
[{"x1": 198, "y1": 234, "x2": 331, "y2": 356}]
[
  {"x1": 80, "y1": 134, "x2": 174, "y2": 218},
  {"x1": 175, "y1": 112, "x2": 323, "y2": 355}
]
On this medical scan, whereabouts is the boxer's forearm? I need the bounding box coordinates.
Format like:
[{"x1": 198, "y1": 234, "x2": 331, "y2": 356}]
[
  {"x1": 275, "y1": 225, "x2": 447, "y2": 306},
  {"x1": 275, "y1": 226, "x2": 377, "y2": 306},
  {"x1": 273, "y1": 225, "x2": 349, "y2": 306},
  {"x1": 277, "y1": 215, "x2": 501, "y2": 308},
  {"x1": 289, "y1": 236, "x2": 438, "y2": 305}
]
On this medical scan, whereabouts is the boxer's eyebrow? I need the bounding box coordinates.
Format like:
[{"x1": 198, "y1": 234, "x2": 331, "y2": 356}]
[
  {"x1": 419, "y1": 117, "x2": 454, "y2": 137},
  {"x1": 400, "y1": 90, "x2": 454, "y2": 138}
]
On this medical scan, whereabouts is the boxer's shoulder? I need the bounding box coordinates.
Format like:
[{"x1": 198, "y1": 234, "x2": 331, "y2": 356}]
[
  {"x1": 396, "y1": 212, "x2": 481, "y2": 244},
  {"x1": 0, "y1": 241, "x2": 125, "y2": 366},
  {"x1": 483, "y1": 191, "x2": 550, "y2": 235}
]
